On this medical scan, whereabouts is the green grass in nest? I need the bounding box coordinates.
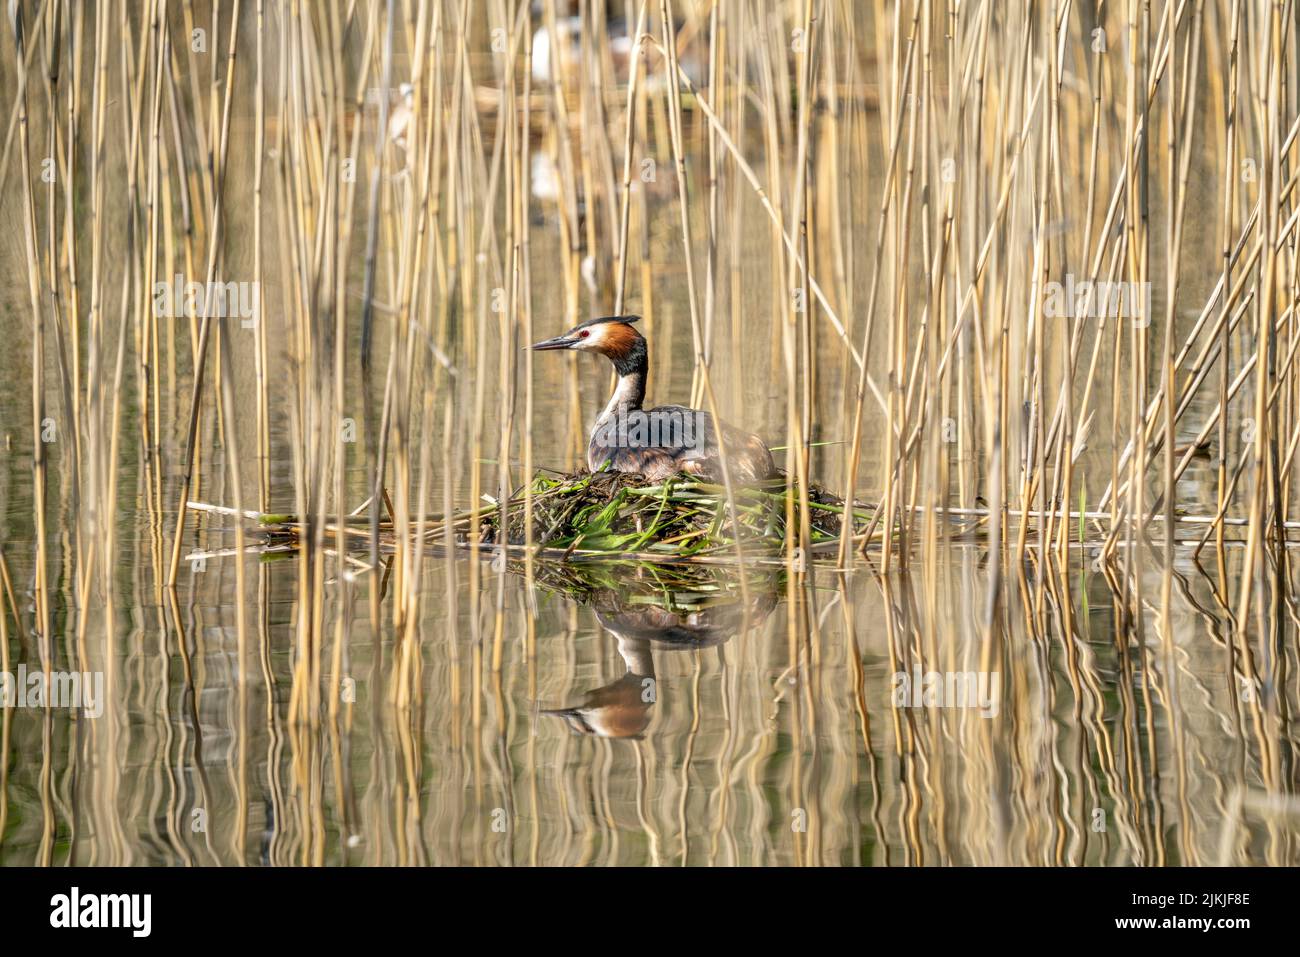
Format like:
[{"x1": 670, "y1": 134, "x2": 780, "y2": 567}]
[{"x1": 478, "y1": 469, "x2": 873, "y2": 555}]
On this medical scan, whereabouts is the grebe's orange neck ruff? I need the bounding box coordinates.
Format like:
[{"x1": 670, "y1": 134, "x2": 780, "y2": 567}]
[{"x1": 595, "y1": 325, "x2": 648, "y2": 425}]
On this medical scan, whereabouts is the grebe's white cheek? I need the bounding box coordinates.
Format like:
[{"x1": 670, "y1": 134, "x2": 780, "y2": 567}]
[{"x1": 574, "y1": 325, "x2": 605, "y2": 351}]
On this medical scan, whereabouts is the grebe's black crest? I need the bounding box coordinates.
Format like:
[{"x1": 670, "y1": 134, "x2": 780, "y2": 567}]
[{"x1": 578, "y1": 314, "x2": 640, "y2": 328}]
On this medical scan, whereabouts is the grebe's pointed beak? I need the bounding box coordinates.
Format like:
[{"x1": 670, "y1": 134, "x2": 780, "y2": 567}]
[{"x1": 530, "y1": 332, "x2": 578, "y2": 351}]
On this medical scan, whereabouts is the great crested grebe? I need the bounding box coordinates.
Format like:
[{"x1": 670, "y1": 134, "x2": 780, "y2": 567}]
[{"x1": 531, "y1": 315, "x2": 777, "y2": 483}]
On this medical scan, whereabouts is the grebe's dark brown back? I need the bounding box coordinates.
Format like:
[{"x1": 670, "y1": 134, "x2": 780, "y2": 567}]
[{"x1": 531, "y1": 316, "x2": 776, "y2": 483}]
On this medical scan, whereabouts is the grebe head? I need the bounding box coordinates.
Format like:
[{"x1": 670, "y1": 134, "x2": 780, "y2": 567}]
[{"x1": 530, "y1": 315, "x2": 644, "y2": 371}]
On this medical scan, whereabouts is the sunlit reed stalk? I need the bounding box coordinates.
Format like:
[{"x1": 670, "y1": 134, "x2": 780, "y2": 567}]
[
  {"x1": 165, "y1": 0, "x2": 244, "y2": 588},
  {"x1": 13, "y1": 0, "x2": 51, "y2": 679}
]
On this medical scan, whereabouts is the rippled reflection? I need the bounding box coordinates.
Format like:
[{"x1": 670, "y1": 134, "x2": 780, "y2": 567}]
[
  {"x1": 541, "y1": 568, "x2": 779, "y2": 738},
  {"x1": 1, "y1": 542, "x2": 1296, "y2": 866}
]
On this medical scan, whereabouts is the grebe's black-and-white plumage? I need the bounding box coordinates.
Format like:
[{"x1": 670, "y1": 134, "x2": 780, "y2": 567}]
[{"x1": 531, "y1": 315, "x2": 776, "y2": 483}]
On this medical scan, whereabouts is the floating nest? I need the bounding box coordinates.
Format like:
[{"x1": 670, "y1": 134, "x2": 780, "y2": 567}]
[
  {"x1": 478, "y1": 469, "x2": 873, "y2": 556},
  {"x1": 185, "y1": 470, "x2": 876, "y2": 568}
]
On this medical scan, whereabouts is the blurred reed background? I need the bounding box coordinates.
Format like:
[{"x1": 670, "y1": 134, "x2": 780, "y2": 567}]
[{"x1": 0, "y1": 0, "x2": 1298, "y2": 865}]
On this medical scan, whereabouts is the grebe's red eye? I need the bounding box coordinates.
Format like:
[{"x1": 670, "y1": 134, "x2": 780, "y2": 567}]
[{"x1": 579, "y1": 330, "x2": 590, "y2": 338}]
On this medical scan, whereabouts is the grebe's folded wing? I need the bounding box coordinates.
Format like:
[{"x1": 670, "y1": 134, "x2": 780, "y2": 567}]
[{"x1": 646, "y1": 406, "x2": 777, "y2": 484}]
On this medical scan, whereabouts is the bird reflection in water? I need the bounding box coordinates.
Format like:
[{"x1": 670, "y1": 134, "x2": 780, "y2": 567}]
[{"x1": 539, "y1": 567, "x2": 780, "y2": 739}]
